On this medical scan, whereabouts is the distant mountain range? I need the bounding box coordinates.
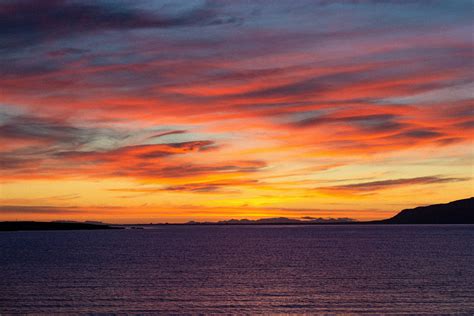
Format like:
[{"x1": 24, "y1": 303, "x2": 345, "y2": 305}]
[{"x1": 187, "y1": 217, "x2": 355, "y2": 225}]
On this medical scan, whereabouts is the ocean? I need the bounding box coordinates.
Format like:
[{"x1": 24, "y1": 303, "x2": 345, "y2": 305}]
[{"x1": 1, "y1": 225, "x2": 473, "y2": 314}]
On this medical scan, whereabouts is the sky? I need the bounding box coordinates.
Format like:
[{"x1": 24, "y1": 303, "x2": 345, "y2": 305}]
[{"x1": 0, "y1": 0, "x2": 473, "y2": 223}]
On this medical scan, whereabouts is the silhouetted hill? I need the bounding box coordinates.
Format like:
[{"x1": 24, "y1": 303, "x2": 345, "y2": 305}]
[
  {"x1": 378, "y1": 197, "x2": 474, "y2": 224},
  {"x1": 0, "y1": 221, "x2": 121, "y2": 231}
]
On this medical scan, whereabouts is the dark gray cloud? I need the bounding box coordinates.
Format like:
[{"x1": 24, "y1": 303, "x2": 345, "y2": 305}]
[
  {"x1": 147, "y1": 130, "x2": 187, "y2": 140},
  {"x1": 0, "y1": 113, "x2": 128, "y2": 148},
  {"x1": 0, "y1": 0, "x2": 241, "y2": 50},
  {"x1": 0, "y1": 156, "x2": 40, "y2": 170},
  {"x1": 292, "y1": 113, "x2": 406, "y2": 134},
  {"x1": 457, "y1": 120, "x2": 474, "y2": 129},
  {"x1": 399, "y1": 129, "x2": 443, "y2": 139},
  {"x1": 0, "y1": 114, "x2": 85, "y2": 144},
  {"x1": 230, "y1": 71, "x2": 357, "y2": 100},
  {"x1": 320, "y1": 176, "x2": 468, "y2": 192}
]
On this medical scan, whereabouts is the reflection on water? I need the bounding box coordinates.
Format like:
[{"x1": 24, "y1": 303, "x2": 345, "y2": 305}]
[{"x1": 1, "y1": 225, "x2": 473, "y2": 314}]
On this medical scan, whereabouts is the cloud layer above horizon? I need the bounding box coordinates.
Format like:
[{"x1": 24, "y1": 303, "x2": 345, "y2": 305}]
[{"x1": 1, "y1": 0, "x2": 473, "y2": 222}]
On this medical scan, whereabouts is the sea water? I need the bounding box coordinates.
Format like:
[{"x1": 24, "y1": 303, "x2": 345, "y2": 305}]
[{"x1": 1, "y1": 225, "x2": 473, "y2": 314}]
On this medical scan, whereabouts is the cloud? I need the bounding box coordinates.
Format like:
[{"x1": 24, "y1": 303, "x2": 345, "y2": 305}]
[
  {"x1": 292, "y1": 113, "x2": 404, "y2": 132},
  {"x1": 47, "y1": 48, "x2": 89, "y2": 57},
  {"x1": 122, "y1": 161, "x2": 266, "y2": 179},
  {"x1": 228, "y1": 69, "x2": 374, "y2": 101},
  {"x1": 457, "y1": 120, "x2": 474, "y2": 129},
  {"x1": 398, "y1": 129, "x2": 443, "y2": 139},
  {"x1": 0, "y1": 205, "x2": 85, "y2": 214},
  {"x1": 55, "y1": 140, "x2": 216, "y2": 161},
  {"x1": 109, "y1": 179, "x2": 259, "y2": 195},
  {"x1": 0, "y1": 114, "x2": 83, "y2": 143},
  {"x1": 0, "y1": 0, "x2": 242, "y2": 50},
  {"x1": 318, "y1": 176, "x2": 469, "y2": 194},
  {"x1": 147, "y1": 130, "x2": 187, "y2": 140},
  {"x1": 161, "y1": 180, "x2": 258, "y2": 193},
  {"x1": 0, "y1": 112, "x2": 130, "y2": 152}
]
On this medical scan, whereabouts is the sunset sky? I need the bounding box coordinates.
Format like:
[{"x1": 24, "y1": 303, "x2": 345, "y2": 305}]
[{"x1": 0, "y1": 0, "x2": 473, "y2": 223}]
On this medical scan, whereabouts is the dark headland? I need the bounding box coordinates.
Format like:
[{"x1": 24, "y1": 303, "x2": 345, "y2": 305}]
[
  {"x1": 374, "y1": 197, "x2": 474, "y2": 224},
  {"x1": 0, "y1": 221, "x2": 121, "y2": 232}
]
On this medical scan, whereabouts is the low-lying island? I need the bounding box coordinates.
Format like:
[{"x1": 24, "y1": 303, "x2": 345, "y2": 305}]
[{"x1": 0, "y1": 221, "x2": 121, "y2": 231}]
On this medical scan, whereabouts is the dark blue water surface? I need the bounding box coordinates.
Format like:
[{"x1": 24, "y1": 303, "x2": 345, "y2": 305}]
[{"x1": 1, "y1": 225, "x2": 473, "y2": 314}]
